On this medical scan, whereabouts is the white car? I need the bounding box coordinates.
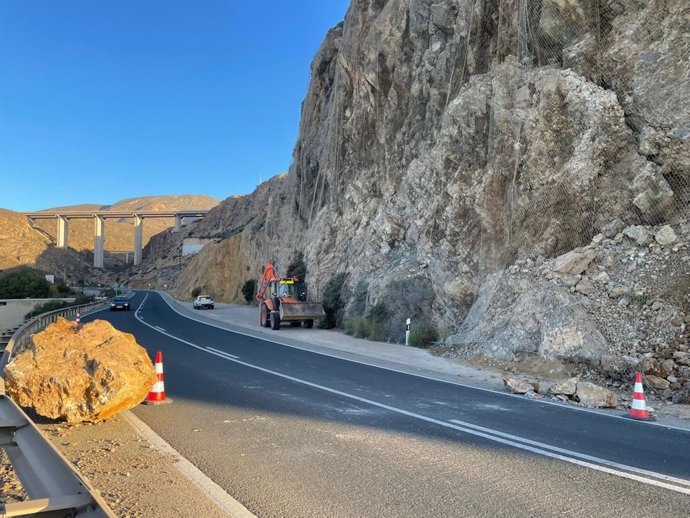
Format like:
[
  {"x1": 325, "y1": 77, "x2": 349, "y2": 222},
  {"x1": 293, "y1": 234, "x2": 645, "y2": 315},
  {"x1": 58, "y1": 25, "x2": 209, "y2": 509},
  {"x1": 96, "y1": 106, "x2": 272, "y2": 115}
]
[{"x1": 193, "y1": 295, "x2": 214, "y2": 310}]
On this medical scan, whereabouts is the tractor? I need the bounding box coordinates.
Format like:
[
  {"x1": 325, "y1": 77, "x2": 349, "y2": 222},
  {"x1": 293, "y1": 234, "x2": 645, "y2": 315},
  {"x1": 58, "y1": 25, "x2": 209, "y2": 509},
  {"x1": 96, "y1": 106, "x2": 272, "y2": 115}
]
[{"x1": 256, "y1": 262, "x2": 325, "y2": 330}]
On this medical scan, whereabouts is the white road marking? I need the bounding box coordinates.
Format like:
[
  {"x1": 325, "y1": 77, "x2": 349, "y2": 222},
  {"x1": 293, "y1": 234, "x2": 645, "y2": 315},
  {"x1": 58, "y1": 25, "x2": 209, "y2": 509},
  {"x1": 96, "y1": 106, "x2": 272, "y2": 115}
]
[
  {"x1": 206, "y1": 347, "x2": 239, "y2": 359},
  {"x1": 133, "y1": 293, "x2": 690, "y2": 496},
  {"x1": 154, "y1": 325, "x2": 166, "y2": 332},
  {"x1": 449, "y1": 419, "x2": 690, "y2": 490},
  {"x1": 122, "y1": 411, "x2": 255, "y2": 518},
  {"x1": 152, "y1": 291, "x2": 690, "y2": 433}
]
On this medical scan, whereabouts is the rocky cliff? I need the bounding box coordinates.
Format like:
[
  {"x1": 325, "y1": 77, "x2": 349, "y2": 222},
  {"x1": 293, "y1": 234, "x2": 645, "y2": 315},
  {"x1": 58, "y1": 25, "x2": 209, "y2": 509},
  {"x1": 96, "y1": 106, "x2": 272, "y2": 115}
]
[{"x1": 140, "y1": 0, "x2": 689, "y2": 397}]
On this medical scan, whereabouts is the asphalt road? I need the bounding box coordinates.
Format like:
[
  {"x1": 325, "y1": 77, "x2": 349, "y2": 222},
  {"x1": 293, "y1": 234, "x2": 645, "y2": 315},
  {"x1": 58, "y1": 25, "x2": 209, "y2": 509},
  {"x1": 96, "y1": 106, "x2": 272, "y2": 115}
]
[{"x1": 86, "y1": 291, "x2": 690, "y2": 517}]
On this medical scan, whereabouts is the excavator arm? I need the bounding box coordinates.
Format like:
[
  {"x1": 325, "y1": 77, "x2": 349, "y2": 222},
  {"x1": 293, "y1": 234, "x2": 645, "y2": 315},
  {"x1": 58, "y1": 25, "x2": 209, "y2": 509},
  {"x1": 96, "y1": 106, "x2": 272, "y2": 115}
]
[{"x1": 256, "y1": 262, "x2": 279, "y2": 302}]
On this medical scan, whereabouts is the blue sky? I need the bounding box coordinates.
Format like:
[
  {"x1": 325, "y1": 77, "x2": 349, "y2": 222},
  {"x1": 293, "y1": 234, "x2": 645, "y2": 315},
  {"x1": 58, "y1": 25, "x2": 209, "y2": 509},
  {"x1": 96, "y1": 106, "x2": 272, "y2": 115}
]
[{"x1": 0, "y1": 1, "x2": 350, "y2": 212}]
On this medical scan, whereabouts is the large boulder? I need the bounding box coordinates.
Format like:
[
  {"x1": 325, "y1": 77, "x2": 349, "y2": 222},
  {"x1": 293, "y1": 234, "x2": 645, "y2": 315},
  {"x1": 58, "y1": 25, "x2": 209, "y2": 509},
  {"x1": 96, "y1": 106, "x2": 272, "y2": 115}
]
[
  {"x1": 575, "y1": 381, "x2": 618, "y2": 408},
  {"x1": 4, "y1": 318, "x2": 156, "y2": 423}
]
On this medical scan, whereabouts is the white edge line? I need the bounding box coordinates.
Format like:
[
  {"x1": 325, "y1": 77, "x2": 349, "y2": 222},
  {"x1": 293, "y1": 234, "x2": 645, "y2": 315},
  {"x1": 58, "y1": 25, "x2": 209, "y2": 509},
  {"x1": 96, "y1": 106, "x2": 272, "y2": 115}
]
[
  {"x1": 154, "y1": 325, "x2": 166, "y2": 332},
  {"x1": 131, "y1": 293, "x2": 690, "y2": 496},
  {"x1": 449, "y1": 419, "x2": 690, "y2": 489},
  {"x1": 148, "y1": 290, "x2": 690, "y2": 434},
  {"x1": 121, "y1": 411, "x2": 256, "y2": 518}
]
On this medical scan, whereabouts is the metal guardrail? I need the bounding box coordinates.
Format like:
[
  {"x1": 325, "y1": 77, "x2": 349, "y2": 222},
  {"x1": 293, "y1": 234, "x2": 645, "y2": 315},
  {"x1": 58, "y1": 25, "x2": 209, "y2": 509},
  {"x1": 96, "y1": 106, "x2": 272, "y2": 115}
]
[{"x1": 0, "y1": 300, "x2": 116, "y2": 518}]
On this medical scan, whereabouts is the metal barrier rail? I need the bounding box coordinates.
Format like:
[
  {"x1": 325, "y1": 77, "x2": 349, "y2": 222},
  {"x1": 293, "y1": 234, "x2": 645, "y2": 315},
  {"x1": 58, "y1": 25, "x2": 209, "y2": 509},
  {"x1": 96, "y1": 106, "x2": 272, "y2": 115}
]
[{"x1": 0, "y1": 300, "x2": 116, "y2": 518}]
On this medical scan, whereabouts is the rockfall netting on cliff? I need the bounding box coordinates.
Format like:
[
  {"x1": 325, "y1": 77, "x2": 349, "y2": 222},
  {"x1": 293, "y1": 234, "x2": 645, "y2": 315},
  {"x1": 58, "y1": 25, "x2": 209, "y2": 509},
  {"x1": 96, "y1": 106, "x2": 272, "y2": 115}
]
[{"x1": 138, "y1": 0, "x2": 690, "y2": 400}]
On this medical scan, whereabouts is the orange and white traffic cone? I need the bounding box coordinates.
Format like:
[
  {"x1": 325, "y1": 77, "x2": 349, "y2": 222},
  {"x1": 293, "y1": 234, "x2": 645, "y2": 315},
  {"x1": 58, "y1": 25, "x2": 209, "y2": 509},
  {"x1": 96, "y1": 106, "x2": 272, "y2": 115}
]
[
  {"x1": 143, "y1": 351, "x2": 172, "y2": 405},
  {"x1": 628, "y1": 371, "x2": 654, "y2": 421}
]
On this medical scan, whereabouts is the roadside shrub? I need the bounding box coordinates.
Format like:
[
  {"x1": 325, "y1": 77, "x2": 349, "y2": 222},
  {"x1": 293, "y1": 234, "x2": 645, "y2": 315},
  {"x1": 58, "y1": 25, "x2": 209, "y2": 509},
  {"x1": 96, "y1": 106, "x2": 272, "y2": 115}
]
[
  {"x1": 342, "y1": 302, "x2": 389, "y2": 341},
  {"x1": 286, "y1": 252, "x2": 307, "y2": 282},
  {"x1": 319, "y1": 273, "x2": 347, "y2": 329},
  {"x1": 241, "y1": 279, "x2": 257, "y2": 304},
  {"x1": 191, "y1": 287, "x2": 202, "y2": 298},
  {"x1": 0, "y1": 267, "x2": 51, "y2": 299},
  {"x1": 55, "y1": 283, "x2": 72, "y2": 295},
  {"x1": 367, "y1": 302, "x2": 389, "y2": 322},
  {"x1": 24, "y1": 294, "x2": 94, "y2": 319},
  {"x1": 344, "y1": 316, "x2": 373, "y2": 339},
  {"x1": 407, "y1": 323, "x2": 439, "y2": 348}
]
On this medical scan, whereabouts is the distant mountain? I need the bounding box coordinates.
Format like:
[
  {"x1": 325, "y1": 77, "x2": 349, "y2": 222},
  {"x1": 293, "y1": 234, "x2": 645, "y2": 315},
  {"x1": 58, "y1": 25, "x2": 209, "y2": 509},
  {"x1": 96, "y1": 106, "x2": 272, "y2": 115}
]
[
  {"x1": 0, "y1": 195, "x2": 219, "y2": 281},
  {"x1": 30, "y1": 195, "x2": 219, "y2": 254}
]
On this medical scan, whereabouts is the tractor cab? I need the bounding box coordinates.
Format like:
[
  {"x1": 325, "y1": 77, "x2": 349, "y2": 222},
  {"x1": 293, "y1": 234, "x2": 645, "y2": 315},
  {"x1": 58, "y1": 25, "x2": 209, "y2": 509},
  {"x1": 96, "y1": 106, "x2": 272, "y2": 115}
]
[{"x1": 256, "y1": 262, "x2": 323, "y2": 329}]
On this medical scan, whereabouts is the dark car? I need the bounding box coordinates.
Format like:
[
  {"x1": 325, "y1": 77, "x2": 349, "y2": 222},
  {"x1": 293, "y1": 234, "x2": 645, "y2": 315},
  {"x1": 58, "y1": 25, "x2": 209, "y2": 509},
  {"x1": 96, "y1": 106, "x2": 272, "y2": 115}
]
[{"x1": 110, "y1": 296, "x2": 131, "y2": 311}]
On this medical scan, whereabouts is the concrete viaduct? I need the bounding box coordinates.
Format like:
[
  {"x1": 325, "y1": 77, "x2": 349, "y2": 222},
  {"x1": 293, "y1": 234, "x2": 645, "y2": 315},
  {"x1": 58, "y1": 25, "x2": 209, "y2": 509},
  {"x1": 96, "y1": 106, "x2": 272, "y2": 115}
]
[{"x1": 23, "y1": 210, "x2": 209, "y2": 268}]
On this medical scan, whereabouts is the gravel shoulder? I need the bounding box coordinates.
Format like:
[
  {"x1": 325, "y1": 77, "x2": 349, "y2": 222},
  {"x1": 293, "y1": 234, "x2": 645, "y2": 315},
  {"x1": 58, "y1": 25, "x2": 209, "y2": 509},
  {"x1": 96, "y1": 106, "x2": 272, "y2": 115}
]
[{"x1": 3, "y1": 297, "x2": 690, "y2": 517}]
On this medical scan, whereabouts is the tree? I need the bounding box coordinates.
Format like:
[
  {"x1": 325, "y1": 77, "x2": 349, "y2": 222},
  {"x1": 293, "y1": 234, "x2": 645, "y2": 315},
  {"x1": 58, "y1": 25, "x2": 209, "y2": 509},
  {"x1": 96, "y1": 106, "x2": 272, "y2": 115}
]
[
  {"x1": 241, "y1": 279, "x2": 257, "y2": 304},
  {"x1": 0, "y1": 267, "x2": 52, "y2": 299},
  {"x1": 320, "y1": 273, "x2": 347, "y2": 329},
  {"x1": 286, "y1": 252, "x2": 307, "y2": 282}
]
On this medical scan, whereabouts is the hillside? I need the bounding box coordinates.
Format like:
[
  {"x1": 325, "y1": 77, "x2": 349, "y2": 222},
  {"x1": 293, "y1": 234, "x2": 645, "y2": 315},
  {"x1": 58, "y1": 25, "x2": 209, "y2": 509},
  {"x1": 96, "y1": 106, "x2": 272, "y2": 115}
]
[
  {"x1": 0, "y1": 209, "x2": 53, "y2": 270},
  {"x1": 31, "y1": 195, "x2": 218, "y2": 254},
  {"x1": 131, "y1": 1, "x2": 690, "y2": 401},
  {"x1": 0, "y1": 195, "x2": 219, "y2": 285}
]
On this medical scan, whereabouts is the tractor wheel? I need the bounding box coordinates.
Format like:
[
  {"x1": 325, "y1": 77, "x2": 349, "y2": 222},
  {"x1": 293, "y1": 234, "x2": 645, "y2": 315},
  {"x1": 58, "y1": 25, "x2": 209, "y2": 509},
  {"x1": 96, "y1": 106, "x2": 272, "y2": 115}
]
[
  {"x1": 303, "y1": 319, "x2": 314, "y2": 329},
  {"x1": 260, "y1": 305, "x2": 270, "y2": 327},
  {"x1": 270, "y1": 312, "x2": 281, "y2": 330}
]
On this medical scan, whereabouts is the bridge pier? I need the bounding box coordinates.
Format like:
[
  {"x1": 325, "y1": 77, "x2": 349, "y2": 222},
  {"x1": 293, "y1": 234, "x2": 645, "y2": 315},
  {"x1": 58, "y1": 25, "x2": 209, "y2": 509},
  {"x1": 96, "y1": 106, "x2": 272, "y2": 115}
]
[
  {"x1": 24, "y1": 209, "x2": 209, "y2": 268},
  {"x1": 133, "y1": 215, "x2": 143, "y2": 266},
  {"x1": 57, "y1": 216, "x2": 69, "y2": 248},
  {"x1": 94, "y1": 216, "x2": 105, "y2": 268}
]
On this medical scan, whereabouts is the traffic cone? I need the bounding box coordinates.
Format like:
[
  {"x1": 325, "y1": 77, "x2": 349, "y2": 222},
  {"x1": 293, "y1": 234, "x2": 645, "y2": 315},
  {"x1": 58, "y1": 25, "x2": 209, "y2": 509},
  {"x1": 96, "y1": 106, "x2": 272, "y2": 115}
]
[
  {"x1": 628, "y1": 371, "x2": 654, "y2": 421},
  {"x1": 143, "y1": 351, "x2": 172, "y2": 405}
]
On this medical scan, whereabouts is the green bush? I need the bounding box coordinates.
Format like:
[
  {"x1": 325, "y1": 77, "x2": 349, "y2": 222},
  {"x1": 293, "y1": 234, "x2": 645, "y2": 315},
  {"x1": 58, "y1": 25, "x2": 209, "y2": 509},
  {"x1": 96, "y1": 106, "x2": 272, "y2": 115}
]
[
  {"x1": 242, "y1": 279, "x2": 257, "y2": 304},
  {"x1": 286, "y1": 252, "x2": 307, "y2": 282},
  {"x1": 0, "y1": 267, "x2": 51, "y2": 299},
  {"x1": 342, "y1": 317, "x2": 387, "y2": 341},
  {"x1": 191, "y1": 287, "x2": 202, "y2": 298},
  {"x1": 367, "y1": 302, "x2": 389, "y2": 322},
  {"x1": 24, "y1": 294, "x2": 94, "y2": 319},
  {"x1": 407, "y1": 323, "x2": 439, "y2": 348},
  {"x1": 344, "y1": 316, "x2": 371, "y2": 338},
  {"x1": 320, "y1": 273, "x2": 347, "y2": 329}
]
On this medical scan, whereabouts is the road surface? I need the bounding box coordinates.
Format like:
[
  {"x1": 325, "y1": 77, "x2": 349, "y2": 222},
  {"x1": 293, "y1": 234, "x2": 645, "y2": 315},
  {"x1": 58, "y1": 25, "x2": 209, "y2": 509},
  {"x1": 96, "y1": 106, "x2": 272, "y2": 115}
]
[{"x1": 83, "y1": 291, "x2": 690, "y2": 517}]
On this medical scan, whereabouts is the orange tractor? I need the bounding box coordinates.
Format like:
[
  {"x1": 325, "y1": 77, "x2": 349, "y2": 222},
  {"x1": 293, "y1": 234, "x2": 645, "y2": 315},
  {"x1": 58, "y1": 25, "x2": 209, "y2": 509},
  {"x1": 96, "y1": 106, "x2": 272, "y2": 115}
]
[{"x1": 256, "y1": 262, "x2": 325, "y2": 330}]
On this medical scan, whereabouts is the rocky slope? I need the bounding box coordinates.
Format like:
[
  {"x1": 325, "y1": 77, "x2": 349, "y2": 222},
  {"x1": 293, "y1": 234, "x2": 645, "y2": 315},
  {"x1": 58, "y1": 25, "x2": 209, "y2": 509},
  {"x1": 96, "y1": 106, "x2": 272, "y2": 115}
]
[
  {"x1": 136, "y1": 0, "x2": 689, "y2": 398},
  {"x1": 0, "y1": 195, "x2": 218, "y2": 285},
  {"x1": 31, "y1": 195, "x2": 218, "y2": 254}
]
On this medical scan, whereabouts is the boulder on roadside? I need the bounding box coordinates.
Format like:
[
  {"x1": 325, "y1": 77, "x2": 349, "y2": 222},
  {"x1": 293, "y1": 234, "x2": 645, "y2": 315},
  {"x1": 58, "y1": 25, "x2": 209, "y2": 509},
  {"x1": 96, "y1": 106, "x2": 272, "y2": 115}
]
[
  {"x1": 645, "y1": 374, "x2": 671, "y2": 391},
  {"x1": 550, "y1": 377, "x2": 578, "y2": 396},
  {"x1": 575, "y1": 381, "x2": 618, "y2": 408},
  {"x1": 502, "y1": 374, "x2": 534, "y2": 394},
  {"x1": 4, "y1": 317, "x2": 156, "y2": 423}
]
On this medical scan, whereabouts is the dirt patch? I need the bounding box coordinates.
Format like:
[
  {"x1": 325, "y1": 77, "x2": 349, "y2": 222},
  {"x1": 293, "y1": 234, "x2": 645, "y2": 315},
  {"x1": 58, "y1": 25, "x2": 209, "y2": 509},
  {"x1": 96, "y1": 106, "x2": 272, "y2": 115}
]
[{"x1": 1, "y1": 413, "x2": 230, "y2": 518}]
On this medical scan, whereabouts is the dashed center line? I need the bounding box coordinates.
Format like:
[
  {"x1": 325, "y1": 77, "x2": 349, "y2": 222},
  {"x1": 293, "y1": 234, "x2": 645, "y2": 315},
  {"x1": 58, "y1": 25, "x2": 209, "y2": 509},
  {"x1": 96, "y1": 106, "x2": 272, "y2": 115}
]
[
  {"x1": 134, "y1": 293, "x2": 690, "y2": 497},
  {"x1": 206, "y1": 347, "x2": 239, "y2": 360}
]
